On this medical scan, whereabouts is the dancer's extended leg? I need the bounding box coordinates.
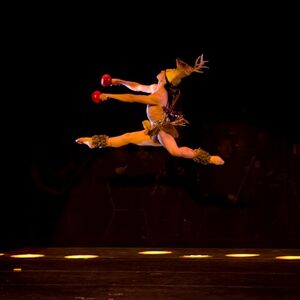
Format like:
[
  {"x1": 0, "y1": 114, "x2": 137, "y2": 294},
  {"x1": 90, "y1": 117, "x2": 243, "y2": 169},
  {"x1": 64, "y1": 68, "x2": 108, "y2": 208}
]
[
  {"x1": 76, "y1": 130, "x2": 162, "y2": 149},
  {"x1": 158, "y1": 131, "x2": 224, "y2": 165}
]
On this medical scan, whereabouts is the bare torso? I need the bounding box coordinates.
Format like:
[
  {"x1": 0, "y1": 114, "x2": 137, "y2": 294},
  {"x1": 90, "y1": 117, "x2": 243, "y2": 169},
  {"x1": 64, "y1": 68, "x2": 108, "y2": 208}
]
[
  {"x1": 146, "y1": 105, "x2": 165, "y2": 123},
  {"x1": 146, "y1": 85, "x2": 168, "y2": 124}
]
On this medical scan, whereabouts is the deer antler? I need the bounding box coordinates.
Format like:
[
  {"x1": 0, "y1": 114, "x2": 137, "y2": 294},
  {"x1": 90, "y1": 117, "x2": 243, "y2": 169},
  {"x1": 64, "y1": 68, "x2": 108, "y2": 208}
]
[{"x1": 193, "y1": 54, "x2": 209, "y2": 73}]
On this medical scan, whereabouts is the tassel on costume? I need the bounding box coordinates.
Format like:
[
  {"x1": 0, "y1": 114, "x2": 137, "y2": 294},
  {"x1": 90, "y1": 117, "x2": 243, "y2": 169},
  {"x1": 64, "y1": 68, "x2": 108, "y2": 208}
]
[
  {"x1": 91, "y1": 135, "x2": 109, "y2": 148},
  {"x1": 193, "y1": 148, "x2": 211, "y2": 165}
]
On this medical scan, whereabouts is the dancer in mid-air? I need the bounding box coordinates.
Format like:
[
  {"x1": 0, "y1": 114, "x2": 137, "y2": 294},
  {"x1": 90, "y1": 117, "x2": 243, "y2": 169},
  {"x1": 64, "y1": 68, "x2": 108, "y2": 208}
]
[{"x1": 76, "y1": 55, "x2": 224, "y2": 165}]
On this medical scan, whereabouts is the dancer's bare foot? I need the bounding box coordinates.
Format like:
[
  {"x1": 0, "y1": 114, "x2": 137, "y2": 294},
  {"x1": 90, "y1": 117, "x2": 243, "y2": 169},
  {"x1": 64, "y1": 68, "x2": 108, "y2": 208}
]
[
  {"x1": 209, "y1": 155, "x2": 225, "y2": 165},
  {"x1": 75, "y1": 137, "x2": 94, "y2": 148}
]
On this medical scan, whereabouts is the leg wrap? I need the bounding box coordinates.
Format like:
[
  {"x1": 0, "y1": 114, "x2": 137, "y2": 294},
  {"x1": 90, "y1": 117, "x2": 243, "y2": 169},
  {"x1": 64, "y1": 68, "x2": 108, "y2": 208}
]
[
  {"x1": 193, "y1": 148, "x2": 211, "y2": 165},
  {"x1": 91, "y1": 135, "x2": 109, "y2": 148}
]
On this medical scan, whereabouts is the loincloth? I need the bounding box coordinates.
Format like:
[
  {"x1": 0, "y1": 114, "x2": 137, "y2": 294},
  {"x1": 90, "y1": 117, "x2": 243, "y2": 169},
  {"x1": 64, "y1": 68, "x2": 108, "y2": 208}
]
[{"x1": 142, "y1": 115, "x2": 188, "y2": 142}]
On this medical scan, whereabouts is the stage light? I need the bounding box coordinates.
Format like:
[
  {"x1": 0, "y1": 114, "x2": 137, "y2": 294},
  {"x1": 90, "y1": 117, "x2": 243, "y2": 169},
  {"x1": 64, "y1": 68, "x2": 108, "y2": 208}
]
[
  {"x1": 10, "y1": 254, "x2": 45, "y2": 258},
  {"x1": 276, "y1": 256, "x2": 300, "y2": 260},
  {"x1": 13, "y1": 268, "x2": 22, "y2": 272},
  {"x1": 64, "y1": 255, "x2": 98, "y2": 259},
  {"x1": 225, "y1": 254, "x2": 260, "y2": 258},
  {"x1": 138, "y1": 251, "x2": 172, "y2": 255},
  {"x1": 180, "y1": 255, "x2": 212, "y2": 258}
]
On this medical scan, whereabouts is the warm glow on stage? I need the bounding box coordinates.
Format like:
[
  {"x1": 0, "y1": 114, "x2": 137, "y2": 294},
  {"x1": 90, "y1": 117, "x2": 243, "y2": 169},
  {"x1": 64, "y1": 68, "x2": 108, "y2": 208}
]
[
  {"x1": 181, "y1": 254, "x2": 212, "y2": 258},
  {"x1": 275, "y1": 256, "x2": 300, "y2": 260},
  {"x1": 10, "y1": 254, "x2": 45, "y2": 258},
  {"x1": 138, "y1": 251, "x2": 172, "y2": 255},
  {"x1": 64, "y1": 255, "x2": 99, "y2": 259},
  {"x1": 13, "y1": 268, "x2": 22, "y2": 272},
  {"x1": 225, "y1": 254, "x2": 260, "y2": 258}
]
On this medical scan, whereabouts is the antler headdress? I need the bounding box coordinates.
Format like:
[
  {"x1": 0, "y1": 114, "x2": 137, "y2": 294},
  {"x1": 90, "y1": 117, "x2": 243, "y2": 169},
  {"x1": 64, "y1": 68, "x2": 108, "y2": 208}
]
[{"x1": 166, "y1": 54, "x2": 208, "y2": 86}]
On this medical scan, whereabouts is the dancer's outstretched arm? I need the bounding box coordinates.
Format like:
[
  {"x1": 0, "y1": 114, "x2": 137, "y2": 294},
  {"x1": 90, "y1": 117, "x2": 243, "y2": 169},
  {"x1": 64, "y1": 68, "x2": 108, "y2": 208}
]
[
  {"x1": 100, "y1": 92, "x2": 163, "y2": 105},
  {"x1": 112, "y1": 79, "x2": 157, "y2": 94}
]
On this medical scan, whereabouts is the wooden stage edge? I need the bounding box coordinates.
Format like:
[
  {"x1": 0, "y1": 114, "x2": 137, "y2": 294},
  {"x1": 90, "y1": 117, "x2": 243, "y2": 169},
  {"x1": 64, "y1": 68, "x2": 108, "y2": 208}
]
[{"x1": 1, "y1": 247, "x2": 300, "y2": 299}]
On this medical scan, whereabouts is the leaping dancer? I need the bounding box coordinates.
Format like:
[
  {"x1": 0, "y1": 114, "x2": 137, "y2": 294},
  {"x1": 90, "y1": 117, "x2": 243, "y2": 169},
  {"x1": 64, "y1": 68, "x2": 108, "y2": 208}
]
[{"x1": 76, "y1": 55, "x2": 224, "y2": 166}]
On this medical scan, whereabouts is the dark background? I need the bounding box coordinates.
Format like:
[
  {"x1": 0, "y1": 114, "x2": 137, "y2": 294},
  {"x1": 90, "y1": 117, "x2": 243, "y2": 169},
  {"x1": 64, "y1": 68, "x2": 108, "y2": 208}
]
[{"x1": 1, "y1": 5, "x2": 299, "y2": 249}]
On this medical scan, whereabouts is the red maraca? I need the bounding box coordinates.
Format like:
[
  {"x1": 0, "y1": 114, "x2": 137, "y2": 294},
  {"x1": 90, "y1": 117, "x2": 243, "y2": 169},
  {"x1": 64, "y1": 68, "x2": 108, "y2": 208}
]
[
  {"x1": 101, "y1": 74, "x2": 112, "y2": 87},
  {"x1": 91, "y1": 90, "x2": 102, "y2": 103}
]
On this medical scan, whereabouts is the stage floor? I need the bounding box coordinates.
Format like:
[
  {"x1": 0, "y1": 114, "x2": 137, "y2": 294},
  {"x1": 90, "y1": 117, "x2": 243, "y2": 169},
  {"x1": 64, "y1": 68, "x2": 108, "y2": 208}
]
[{"x1": 1, "y1": 247, "x2": 300, "y2": 299}]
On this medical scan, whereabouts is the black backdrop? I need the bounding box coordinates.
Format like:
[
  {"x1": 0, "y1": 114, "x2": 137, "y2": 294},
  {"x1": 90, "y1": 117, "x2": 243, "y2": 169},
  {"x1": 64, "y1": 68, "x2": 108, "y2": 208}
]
[{"x1": 2, "y1": 5, "x2": 299, "y2": 249}]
